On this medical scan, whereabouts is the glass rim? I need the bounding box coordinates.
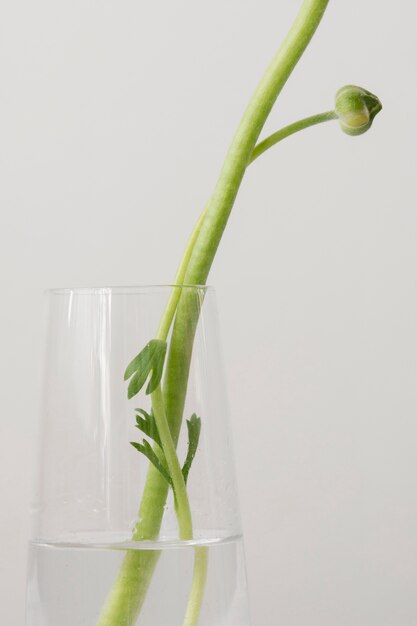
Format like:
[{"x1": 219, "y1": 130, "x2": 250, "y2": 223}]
[{"x1": 45, "y1": 284, "x2": 213, "y2": 296}]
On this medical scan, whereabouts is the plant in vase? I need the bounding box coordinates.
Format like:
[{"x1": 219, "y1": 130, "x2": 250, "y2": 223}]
[
  {"x1": 96, "y1": 0, "x2": 381, "y2": 622},
  {"x1": 29, "y1": 1, "x2": 381, "y2": 625}
]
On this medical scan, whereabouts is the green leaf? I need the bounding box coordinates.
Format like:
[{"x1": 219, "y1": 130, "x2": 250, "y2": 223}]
[
  {"x1": 182, "y1": 414, "x2": 202, "y2": 484},
  {"x1": 127, "y1": 369, "x2": 149, "y2": 401},
  {"x1": 134, "y1": 408, "x2": 162, "y2": 448},
  {"x1": 130, "y1": 440, "x2": 172, "y2": 485},
  {"x1": 124, "y1": 339, "x2": 167, "y2": 398}
]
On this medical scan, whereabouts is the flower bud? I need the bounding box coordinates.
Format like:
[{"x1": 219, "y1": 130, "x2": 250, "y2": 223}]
[{"x1": 335, "y1": 85, "x2": 382, "y2": 136}]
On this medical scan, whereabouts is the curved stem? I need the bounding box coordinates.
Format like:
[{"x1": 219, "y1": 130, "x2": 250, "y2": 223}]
[
  {"x1": 184, "y1": 0, "x2": 330, "y2": 287},
  {"x1": 97, "y1": 2, "x2": 332, "y2": 625},
  {"x1": 152, "y1": 386, "x2": 193, "y2": 539},
  {"x1": 250, "y1": 110, "x2": 336, "y2": 163},
  {"x1": 158, "y1": 108, "x2": 336, "y2": 342},
  {"x1": 162, "y1": 3, "x2": 332, "y2": 626},
  {"x1": 156, "y1": 208, "x2": 207, "y2": 341}
]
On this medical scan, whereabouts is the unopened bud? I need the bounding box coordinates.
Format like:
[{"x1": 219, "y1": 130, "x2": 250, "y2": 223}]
[{"x1": 335, "y1": 85, "x2": 382, "y2": 136}]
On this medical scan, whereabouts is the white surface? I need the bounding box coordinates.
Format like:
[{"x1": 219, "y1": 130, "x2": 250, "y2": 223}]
[{"x1": 1, "y1": 0, "x2": 416, "y2": 624}]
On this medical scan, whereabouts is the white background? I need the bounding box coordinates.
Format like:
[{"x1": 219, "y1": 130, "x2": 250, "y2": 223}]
[{"x1": 1, "y1": 0, "x2": 416, "y2": 624}]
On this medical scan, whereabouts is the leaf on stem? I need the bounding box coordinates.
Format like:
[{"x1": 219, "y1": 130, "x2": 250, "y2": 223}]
[
  {"x1": 124, "y1": 339, "x2": 167, "y2": 398},
  {"x1": 130, "y1": 439, "x2": 172, "y2": 485},
  {"x1": 182, "y1": 414, "x2": 202, "y2": 484},
  {"x1": 134, "y1": 408, "x2": 162, "y2": 448}
]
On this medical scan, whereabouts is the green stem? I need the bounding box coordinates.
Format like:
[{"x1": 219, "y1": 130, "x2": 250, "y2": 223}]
[
  {"x1": 161, "y1": 3, "x2": 332, "y2": 625},
  {"x1": 250, "y1": 110, "x2": 336, "y2": 163},
  {"x1": 151, "y1": 386, "x2": 193, "y2": 540},
  {"x1": 145, "y1": 110, "x2": 338, "y2": 626},
  {"x1": 157, "y1": 109, "x2": 336, "y2": 342},
  {"x1": 156, "y1": 209, "x2": 207, "y2": 342},
  {"x1": 153, "y1": 384, "x2": 209, "y2": 626},
  {"x1": 183, "y1": 547, "x2": 209, "y2": 626},
  {"x1": 184, "y1": 0, "x2": 330, "y2": 287},
  {"x1": 97, "y1": 2, "x2": 331, "y2": 625},
  {"x1": 95, "y1": 550, "x2": 160, "y2": 626}
]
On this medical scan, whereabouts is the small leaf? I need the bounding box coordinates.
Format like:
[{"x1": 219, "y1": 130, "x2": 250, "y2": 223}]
[
  {"x1": 124, "y1": 339, "x2": 167, "y2": 399},
  {"x1": 130, "y1": 440, "x2": 172, "y2": 485},
  {"x1": 182, "y1": 414, "x2": 202, "y2": 484},
  {"x1": 134, "y1": 408, "x2": 162, "y2": 448}
]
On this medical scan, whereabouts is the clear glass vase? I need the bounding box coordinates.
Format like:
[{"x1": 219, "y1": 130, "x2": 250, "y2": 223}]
[{"x1": 27, "y1": 286, "x2": 251, "y2": 626}]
